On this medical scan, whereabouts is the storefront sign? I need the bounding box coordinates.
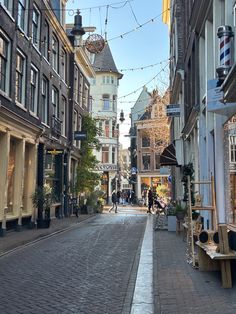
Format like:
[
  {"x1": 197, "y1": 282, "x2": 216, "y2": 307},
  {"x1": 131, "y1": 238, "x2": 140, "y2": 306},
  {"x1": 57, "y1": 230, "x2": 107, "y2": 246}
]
[
  {"x1": 166, "y1": 104, "x2": 180, "y2": 117},
  {"x1": 96, "y1": 164, "x2": 118, "y2": 171},
  {"x1": 74, "y1": 131, "x2": 87, "y2": 140},
  {"x1": 46, "y1": 149, "x2": 64, "y2": 155}
]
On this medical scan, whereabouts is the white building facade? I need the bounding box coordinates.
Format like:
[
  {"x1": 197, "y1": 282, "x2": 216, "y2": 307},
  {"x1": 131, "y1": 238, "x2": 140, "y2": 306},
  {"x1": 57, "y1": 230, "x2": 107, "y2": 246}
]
[{"x1": 90, "y1": 44, "x2": 123, "y2": 203}]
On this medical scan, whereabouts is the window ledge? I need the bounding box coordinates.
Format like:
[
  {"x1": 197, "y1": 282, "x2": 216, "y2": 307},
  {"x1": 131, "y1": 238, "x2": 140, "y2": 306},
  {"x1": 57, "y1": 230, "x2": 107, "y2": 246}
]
[
  {"x1": 15, "y1": 101, "x2": 27, "y2": 111},
  {"x1": 0, "y1": 90, "x2": 12, "y2": 101},
  {"x1": 1, "y1": 5, "x2": 15, "y2": 22},
  {"x1": 41, "y1": 122, "x2": 50, "y2": 128},
  {"x1": 29, "y1": 111, "x2": 39, "y2": 119}
]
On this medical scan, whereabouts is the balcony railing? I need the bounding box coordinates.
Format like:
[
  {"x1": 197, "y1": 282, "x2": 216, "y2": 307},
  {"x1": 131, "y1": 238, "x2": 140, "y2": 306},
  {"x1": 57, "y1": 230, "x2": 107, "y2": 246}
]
[{"x1": 51, "y1": 116, "x2": 62, "y2": 137}]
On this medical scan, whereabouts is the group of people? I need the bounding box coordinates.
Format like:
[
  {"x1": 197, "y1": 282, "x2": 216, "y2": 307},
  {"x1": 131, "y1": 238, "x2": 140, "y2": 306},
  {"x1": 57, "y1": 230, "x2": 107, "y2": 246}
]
[
  {"x1": 109, "y1": 189, "x2": 135, "y2": 213},
  {"x1": 109, "y1": 187, "x2": 167, "y2": 214}
]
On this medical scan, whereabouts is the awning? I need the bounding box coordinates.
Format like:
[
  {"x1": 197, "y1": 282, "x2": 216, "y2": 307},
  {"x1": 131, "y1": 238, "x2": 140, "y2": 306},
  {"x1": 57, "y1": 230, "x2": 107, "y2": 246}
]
[{"x1": 160, "y1": 143, "x2": 178, "y2": 166}]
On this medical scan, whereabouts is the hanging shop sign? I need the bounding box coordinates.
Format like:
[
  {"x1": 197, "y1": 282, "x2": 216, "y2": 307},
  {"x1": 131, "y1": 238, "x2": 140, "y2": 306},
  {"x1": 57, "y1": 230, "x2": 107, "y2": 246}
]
[
  {"x1": 74, "y1": 131, "x2": 87, "y2": 141},
  {"x1": 96, "y1": 164, "x2": 118, "y2": 171},
  {"x1": 207, "y1": 79, "x2": 236, "y2": 117},
  {"x1": 46, "y1": 149, "x2": 64, "y2": 155},
  {"x1": 166, "y1": 104, "x2": 180, "y2": 117}
]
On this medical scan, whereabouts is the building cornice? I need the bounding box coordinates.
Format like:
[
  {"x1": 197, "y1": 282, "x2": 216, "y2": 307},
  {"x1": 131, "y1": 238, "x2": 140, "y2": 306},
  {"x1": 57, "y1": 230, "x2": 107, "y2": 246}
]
[{"x1": 74, "y1": 47, "x2": 96, "y2": 78}]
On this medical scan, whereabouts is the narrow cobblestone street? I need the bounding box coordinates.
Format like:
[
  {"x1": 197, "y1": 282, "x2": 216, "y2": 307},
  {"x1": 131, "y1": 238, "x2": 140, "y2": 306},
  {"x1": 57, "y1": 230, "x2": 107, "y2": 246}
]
[{"x1": 0, "y1": 211, "x2": 146, "y2": 314}]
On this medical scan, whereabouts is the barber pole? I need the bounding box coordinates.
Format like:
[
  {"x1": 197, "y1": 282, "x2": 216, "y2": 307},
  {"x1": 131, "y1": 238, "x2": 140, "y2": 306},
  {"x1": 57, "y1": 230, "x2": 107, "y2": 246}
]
[{"x1": 216, "y1": 25, "x2": 234, "y2": 79}]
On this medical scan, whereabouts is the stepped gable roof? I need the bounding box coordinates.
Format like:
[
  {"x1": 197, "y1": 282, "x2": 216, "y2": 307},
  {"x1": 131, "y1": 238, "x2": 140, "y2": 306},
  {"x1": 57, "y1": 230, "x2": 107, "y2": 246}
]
[{"x1": 93, "y1": 43, "x2": 123, "y2": 79}]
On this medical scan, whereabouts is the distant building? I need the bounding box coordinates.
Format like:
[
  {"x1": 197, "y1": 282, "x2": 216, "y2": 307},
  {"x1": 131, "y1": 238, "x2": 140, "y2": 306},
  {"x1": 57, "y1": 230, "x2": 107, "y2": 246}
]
[
  {"x1": 90, "y1": 44, "x2": 123, "y2": 203},
  {"x1": 135, "y1": 90, "x2": 170, "y2": 198}
]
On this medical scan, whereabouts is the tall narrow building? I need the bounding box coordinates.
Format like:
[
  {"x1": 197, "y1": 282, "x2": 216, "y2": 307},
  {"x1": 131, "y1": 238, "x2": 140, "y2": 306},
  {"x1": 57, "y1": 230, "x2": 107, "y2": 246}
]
[{"x1": 90, "y1": 44, "x2": 123, "y2": 203}]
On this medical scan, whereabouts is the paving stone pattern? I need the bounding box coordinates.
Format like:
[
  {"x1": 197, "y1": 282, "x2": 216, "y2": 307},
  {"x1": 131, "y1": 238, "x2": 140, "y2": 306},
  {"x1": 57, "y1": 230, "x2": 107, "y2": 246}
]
[
  {"x1": 153, "y1": 230, "x2": 236, "y2": 314},
  {"x1": 0, "y1": 214, "x2": 146, "y2": 314}
]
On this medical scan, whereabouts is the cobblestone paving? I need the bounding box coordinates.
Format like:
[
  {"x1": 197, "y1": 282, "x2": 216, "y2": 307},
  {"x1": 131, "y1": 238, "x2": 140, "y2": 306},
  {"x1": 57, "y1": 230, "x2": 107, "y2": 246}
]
[
  {"x1": 0, "y1": 214, "x2": 146, "y2": 314},
  {"x1": 153, "y1": 230, "x2": 236, "y2": 314}
]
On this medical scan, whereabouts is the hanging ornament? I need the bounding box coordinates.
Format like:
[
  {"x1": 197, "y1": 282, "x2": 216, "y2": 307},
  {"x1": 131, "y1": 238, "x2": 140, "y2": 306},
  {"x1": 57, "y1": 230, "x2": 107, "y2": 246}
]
[{"x1": 85, "y1": 34, "x2": 105, "y2": 53}]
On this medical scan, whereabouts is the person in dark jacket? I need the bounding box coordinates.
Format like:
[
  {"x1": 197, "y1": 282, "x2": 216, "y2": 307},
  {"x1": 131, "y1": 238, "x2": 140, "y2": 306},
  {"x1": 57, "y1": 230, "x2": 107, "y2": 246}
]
[
  {"x1": 109, "y1": 190, "x2": 118, "y2": 213},
  {"x1": 147, "y1": 188, "x2": 153, "y2": 213}
]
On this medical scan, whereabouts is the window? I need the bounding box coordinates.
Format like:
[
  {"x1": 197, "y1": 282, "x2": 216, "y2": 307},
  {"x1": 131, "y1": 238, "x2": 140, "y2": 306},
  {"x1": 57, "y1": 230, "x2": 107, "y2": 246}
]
[
  {"x1": 155, "y1": 154, "x2": 160, "y2": 169},
  {"x1": 18, "y1": 0, "x2": 27, "y2": 32},
  {"x1": 73, "y1": 110, "x2": 80, "y2": 147},
  {"x1": 74, "y1": 66, "x2": 79, "y2": 103},
  {"x1": 52, "y1": 86, "x2": 59, "y2": 118},
  {"x1": 52, "y1": 35, "x2": 59, "y2": 72},
  {"x1": 0, "y1": 32, "x2": 11, "y2": 94},
  {"x1": 102, "y1": 147, "x2": 109, "y2": 163},
  {"x1": 30, "y1": 65, "x2": 39, "y2": 114},
  {"x1": 142, "y1": 154, "x2": 150, "y2": 171},
  {"x1": 103, "y1": 94, "x2": 110, "y2": 110},
  {"x1": 103, "y1": 76, "x2": 106, "y2": 84},
  {"x1": 43, "y1": 20, "x2": 49, "y2": 61},
  {"x1": 41, "y1": 77, "x2": 49, "y2": 124},
  {"x1": 61, "y1": 49, "x2": 66, "y2": 81},
  {"x1": 230, "y1": 135, "x2": 236, "y2": 163},
  {"x1": 15, "y1": 50, "x2": 26, "y2": 106},
  {"x1": 106, "y1": 76, "x2": 110, "y2": 84},
  {"x1": 112, "y1": 120, "x2": 116, "y2": 137},
  {"x1": 105, "y1": 120, "x2": 109, "y2": 137},
  {"x1": 112, "y1": 147, "x2": 115, "y2": 164},
  {"x1": 112, "y1": 95, "x2": 116, "y2": 111},
  {"x1": 142, "y1": 136, "x2": 150, "y2": 148},
  {"x1": 61, "y1": 96, "x2": 67, "y2": 137},
  {"x1": 2, "y1": 0, "x2": 13, "y2": 14},
  {"x1": 32, "y1": 5, "x2": 41, "y2": 49},
  {"x1": 83, "y1": 83, "x2": 89, "y2": 108},
  {"x1": 79, "y1": 73, "x2": 83, "y2": 105},
  {"x1": 111, "y1": 76, "x2": 114, "y2": 84}
]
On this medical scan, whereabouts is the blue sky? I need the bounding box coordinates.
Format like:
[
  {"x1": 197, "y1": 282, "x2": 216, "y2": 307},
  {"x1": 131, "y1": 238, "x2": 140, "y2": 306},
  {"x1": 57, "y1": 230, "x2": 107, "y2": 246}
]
[{"x1": 66, "y1": 0, "x2": 169, "y2": 147}]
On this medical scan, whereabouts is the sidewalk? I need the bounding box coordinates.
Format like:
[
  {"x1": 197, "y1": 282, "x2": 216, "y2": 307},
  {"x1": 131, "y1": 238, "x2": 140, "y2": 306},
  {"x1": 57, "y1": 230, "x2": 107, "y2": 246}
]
[
  {"x1": 153, "y1": 229, "x2": 236, "y2": 314},
  {"x1": 0, "y1": 214, "x2": 94, "y2": 256}
]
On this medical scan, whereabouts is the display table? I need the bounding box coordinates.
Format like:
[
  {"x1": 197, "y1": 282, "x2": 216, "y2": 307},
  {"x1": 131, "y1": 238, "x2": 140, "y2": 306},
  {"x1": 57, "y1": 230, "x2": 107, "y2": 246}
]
[{"x1": 196, "y1": 241, "x2": 236, "y2": 288}]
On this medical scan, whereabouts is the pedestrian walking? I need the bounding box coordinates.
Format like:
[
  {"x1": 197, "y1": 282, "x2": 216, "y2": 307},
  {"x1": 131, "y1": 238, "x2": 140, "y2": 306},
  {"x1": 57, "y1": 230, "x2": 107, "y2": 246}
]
[
  {"x1": 109, "y1": 190, "x2": 118, "y2": 213},
  {"x1": 117, "y1": 190, "x2": 121, "y2": 204},
  {"x1": 147, "y1": 188, "x2": 153, "y2": 214}
]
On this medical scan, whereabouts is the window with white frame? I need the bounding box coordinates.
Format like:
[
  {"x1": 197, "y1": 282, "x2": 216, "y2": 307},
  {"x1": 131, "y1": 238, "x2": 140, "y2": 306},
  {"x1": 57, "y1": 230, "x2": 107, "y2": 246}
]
[
  {"x1": 79, "y1": 73, "x2": 83, "y2": 105},
  {"x1": 61, "y1": 49, "x2": 66, "y2": 81},
  {"x1": 30, "y1": 65, "x2": 39, "y2": 114},
  {"x1": 0, "y1": 32, "x2": 11, "y2": 95},
  {"x1": 111, "y1": 76, "x2": 114, "y2": 84},
  {"x1": 73, "y1": 110, "x2": 78, "y2": 146},
  {"x1": 105, "y1": 120, "x2": 109, "y2": 137},
  {"x1": 32, "y1": 5, "x2": 41, "y2": 49},
  {"x1": 61, "y1": 96, "x2": 67, "y2": 137},
  {"x1": 74, "y1": 66, "x2": 79, "y2": 103},
  {"x1": 43, "y1": 20, "x2": 49, "y2": 61},
  {"x1": 102, "y1": 76, "x2": 106, "y2": 84},
  {"x1": 15, "y1": 50, "x2": 26, "y2": 106},
  {"x1": 230, "y1": 135, "x2": 236, "y2": 163},
  {"x1": 83, "y1": 83, "x2": 89, "y2": 108},
  {"x1": 18, "y1": 0, "x2": 27, "y2": 32},
  {"x1": 102, "y1": 146, "x2": 109, "y2": 163},
  {"x1": 2, "y1": 0, "x2": 13, "y2": 15},
  {"x1": 155, "y1": 154, "x2": 160, "y2": 170},
  {"x1": 52, "y1": 86, "x2": 59, "y2": 118},
  {"x1": 142, "y1": 153, "x2": 150, "y2": 171},
  {"x1": 112, "y1": 95, "x2": 116, "y2": 111},
  {"x1": 106, "y1": 76, "x2": 110, "y2": 84},
  {"x1": 52, "y1": 35, "x2": 59, "y2": 72},
  {"x1": 41, "y1": 77, "x2": 49, "y2": 124},
  {"x1": 142, "y1": 136, "x2": 150, "y2": 148},
  {"x1": 112, "y1": 147, "x2": 115, "y2": 164},
  {"x1": 103, "y1": 94, "x2": 110, "y2": 110}
]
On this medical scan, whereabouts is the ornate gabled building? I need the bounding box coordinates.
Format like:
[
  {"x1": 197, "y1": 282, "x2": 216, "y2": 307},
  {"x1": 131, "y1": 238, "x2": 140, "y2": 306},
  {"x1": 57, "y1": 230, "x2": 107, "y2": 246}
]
[
  {"x1": 0, "y1": 2, "x2": 94, "y2": 234},
  {"x1": 135, "y1": 90, "x2": 170, "y2": 199},
  {"x1": 90, "y1": 43, "x2": 123, "y2": 203}
]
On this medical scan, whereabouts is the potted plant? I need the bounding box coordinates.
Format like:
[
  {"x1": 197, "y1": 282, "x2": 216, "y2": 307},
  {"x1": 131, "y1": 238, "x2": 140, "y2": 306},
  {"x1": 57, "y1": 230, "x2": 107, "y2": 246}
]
[
  {"x1": 174, "y1": 203, "x2": 187, "y2": 221},
  {"x1": 166, "y1": 201, "x2": 177, "y2": 232},
  {"x1": 32, "y1": 184, "x2": 52, "y2": 228}
]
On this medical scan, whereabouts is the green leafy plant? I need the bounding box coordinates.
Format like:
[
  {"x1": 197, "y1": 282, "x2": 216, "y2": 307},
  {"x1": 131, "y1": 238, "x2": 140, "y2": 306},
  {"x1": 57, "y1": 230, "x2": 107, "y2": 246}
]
[{"x1": 32, "y1": 184, "x2": 53, "y2": 220}]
